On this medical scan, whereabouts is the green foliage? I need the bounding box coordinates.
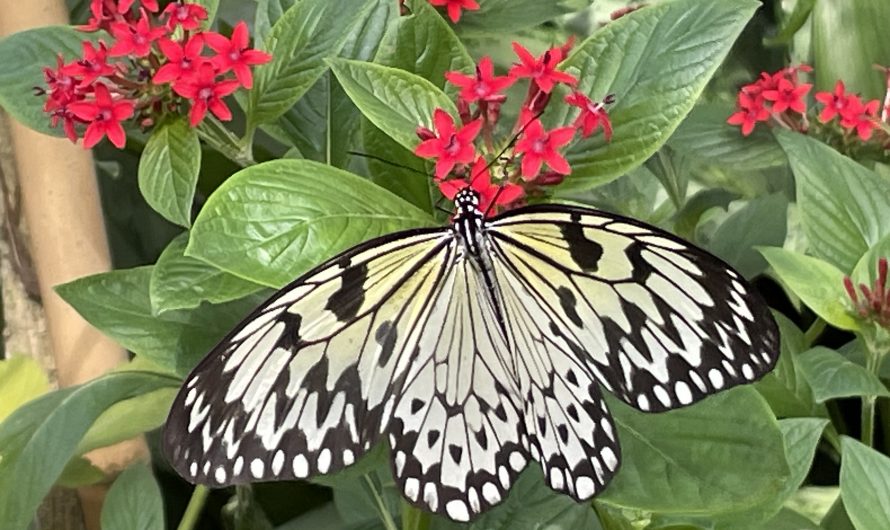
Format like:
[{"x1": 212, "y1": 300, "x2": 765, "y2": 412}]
[{"x1": 2, "y1": 0, "x2": 889, "y2": 529}]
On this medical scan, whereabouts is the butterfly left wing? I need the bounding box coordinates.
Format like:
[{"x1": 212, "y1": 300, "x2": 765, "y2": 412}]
[
  {"x1": 163, "y1": 228, "x2": 455, "y2": 486},
  {"x1": 486, "y1": 205, "x2": 779, "y2": 415}
]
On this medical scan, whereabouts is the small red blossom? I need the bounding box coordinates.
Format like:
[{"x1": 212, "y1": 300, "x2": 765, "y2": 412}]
[
  {"x1": 118, "y1": 0, "x2": 159, "y2": 13},
  {"x1": 162, "y1": 1, "x2": 208, "y2": 31},
  {"x1": 843, "y1": 257, "x2": 889, "y2": 328},
  {"x1": 205, "y1": 22, "x2": 272, "y2": 89},
  {"x1": 61, "y1": 41, "x2": 116, "y2": 85},
  {"x1": 173, "y1": 64, "x2": 241, "y2": 126},
  {"x1": 727, "y1": 92, "x2": 770, "y2": 136},
  {"x1": 414, "y1": 108, "x2": 482, "y2": 178},
  {"x1": 444, "y1": 57, "x2": 514, "y2": 103},
  {"x1": 509, "y1": 42, "x2": 577, "y2": 94},
  {"x1": 67, "y1": 83, "x2": 134, "y2": 148},
  {"x1": 43, "y1": 57, "x2": 82, "y2": 143},
  {"x1": 80, "y1": 0, "x2": 114, "y2": 32},
  {"x1": 839, "y1": 96, "x2": 881, "y2": 141},
  {"x1": 109, "y1": 11, "x2": 167, "y2": 57},
  {"x1": 762, "y1": 78, "x2": 811, "y2": 114},
  {"x1": 814, "y1": 80, "x2": 855, "y2": 123},
  {"x1": 565, "y1": 91, "x2": 613, "y2": 140},
  {"x1": 153, "y1": 36, "x2": 205, "y2": 85},
  {"x1": 438, "y1": 157, "x2": 524, "y2": 215},
  {"x1": 428, "y1": 0, "x2": 480, "y2": 23},
  {"x1": 514, "y1": 119, "x2": 575, "y2": 178}
]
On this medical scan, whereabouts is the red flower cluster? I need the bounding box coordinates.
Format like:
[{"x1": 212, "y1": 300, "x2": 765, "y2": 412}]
[
  {"x1": 728, "y1": 65, "x2": 888, "y2": 144},
  {"x1": 413, "y1": 40, "x2": 614, "y2": 216},
  {"x1": 844, "y1": 257, "x2": 889, "y2": 329},
  {"x1": 39, "y1": 0, "x2": 271, "y2": 148},
  {"x1": 727, "y1": 66, "x2": 812, "y2": 136}
]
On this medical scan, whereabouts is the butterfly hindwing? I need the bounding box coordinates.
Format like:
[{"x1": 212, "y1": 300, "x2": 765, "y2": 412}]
[{"x1": 487, "y1": 205, "x2": 779, "y2": 414}]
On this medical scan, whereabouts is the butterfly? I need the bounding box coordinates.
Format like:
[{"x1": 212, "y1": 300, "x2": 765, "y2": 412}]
[{"x1": 163, "y1": 186, "x2": 779, "y2": 522}]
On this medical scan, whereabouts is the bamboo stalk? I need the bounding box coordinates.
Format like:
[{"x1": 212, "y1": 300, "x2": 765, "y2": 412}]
[{"x1": 0, "y1": 1, "x2": 149, "y2": 529}]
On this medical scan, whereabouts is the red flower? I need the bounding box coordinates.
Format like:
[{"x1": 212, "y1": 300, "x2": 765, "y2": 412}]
[
  {"x1": 414, "y1": 108, "x2": 482, "y2": 179},
  {"x1": 514, "y1": 119, "x2": 575, "y2": 178},
  {"x1": 109, "y1": 11, "x2": 167, "y2": 57},
  {"x1": 80, "y1": 0, "x2": 114, "y2": 31},
  {"x1": 428, "y1": 0, "x2": 480, "y2": 23},
  {"x1": 444, "y1": 57, "x2": 514, "y2": 103},
  {"x1": 565, "y1": 91, "x2": 613, "y2": 140},
  {"x1": 727, "y1": 92, "x2": 770, "y2": 136},
  {"x1": 153, "y1": 36, "x2": 205, "y2": 84},
  {"x1": 509, "y1": 42, "x2": 577, "y2": 94},
  {"x1": 839, "y1": 96, "x2": 880, "y2": 141},
  {"x1": 43, "y1": 57, "x2": 83, "y2": 143},
  {"x1": 67, "y1": 83, "x2": 134, "y2": 148},
  {"x1": 162, "y1": 1, "x2": 208, "y2": 31},
  {"x1": 61, "y1": 41, "x2": 116, "y2": 85},
  {"x1": 814, "y1": 80, "x2": 855, "y2": 123},
  {"x1": 172, "y1": 63, "x2": 240, "y2": 126},
  {"x1": 762, "y1": 78, "x2": 811, "y2": 114},
  {"x1": 438, "y1": 157, "x2": 524, "y2": 215},
  {"x1": 205, "y1": 22, "x2": 272, "y2": 89},
  {"x1": 118, "y1": 0, "x2": 159, "y2": 13}
]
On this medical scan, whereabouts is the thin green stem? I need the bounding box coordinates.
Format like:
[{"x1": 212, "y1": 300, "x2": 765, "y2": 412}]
[
  {"x1": 364, "y1": 475, "x2": 398, "y2": 530},
  {"x1": 861, "y1": 395, "x2": 877, "y2": 446},
  {"x1": 176, "y1": 485, "x2": 209, "y2": 530},
  {"x1": 197, "y1": 116, "x2": 255, "y2": 167},
  {"x1": 803, "y1": 317, "x2": 826, "y2": 347},
  {"x1": 401, "y1": 500, "x2": 432, "y2": 530}
]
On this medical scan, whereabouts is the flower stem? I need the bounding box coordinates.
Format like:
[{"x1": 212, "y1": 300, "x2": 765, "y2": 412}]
[
  {"x1": 803, "y1": 317, "x2": 826, "y2": 347},
  {"x1": 363, "y1": 475, "x2": 398, "y2": 530},
  {"x1": 861, "y1": 395, "x2": 876, "y2": 446},
  {"x1": 197, "y1": 116, "x2": 255, "y2": 167},
  {"x1": 177, "y1": 485, "x2": 209, "y2": 530}
]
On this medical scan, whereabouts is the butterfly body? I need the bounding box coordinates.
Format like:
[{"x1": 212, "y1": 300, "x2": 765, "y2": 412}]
[{"x1": 164, "y1": 189, "x2": 779, "y2": 522}]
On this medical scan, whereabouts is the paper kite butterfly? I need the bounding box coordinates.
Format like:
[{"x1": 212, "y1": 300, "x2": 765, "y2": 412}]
[{"x1": 163, "y1": 186, "x2": 779, "y2": 522}]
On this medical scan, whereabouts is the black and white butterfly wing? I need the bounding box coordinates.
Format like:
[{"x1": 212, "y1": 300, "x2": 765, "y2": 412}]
[
  {"x1": 487, "y1": 206, "x2": 779, "y2": 415},
  {"x1": 163, "y1": 228, "x2": 454, "y2": 485}
]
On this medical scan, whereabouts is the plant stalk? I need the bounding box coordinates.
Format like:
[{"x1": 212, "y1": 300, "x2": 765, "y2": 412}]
[{"x1": 177, "y1": 485, "x2": 210, "y2": 530}]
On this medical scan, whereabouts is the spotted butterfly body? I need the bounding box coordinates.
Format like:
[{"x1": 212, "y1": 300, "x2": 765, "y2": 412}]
[{"x1": 163, "y1": 188, "x2": 779, "y2": 522}]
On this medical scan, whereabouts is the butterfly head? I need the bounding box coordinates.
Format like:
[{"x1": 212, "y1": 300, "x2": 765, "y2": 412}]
[{"x1": 453, "y1": 187, "x2": 481, "y2": 216}]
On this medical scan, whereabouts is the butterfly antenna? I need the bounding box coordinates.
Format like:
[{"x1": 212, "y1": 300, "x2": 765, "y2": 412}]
[
  {"x1": 347, "y1": 151, "x2": 431, "y2": 177},
  {"x1": 476, "y1": 111, "x2": 544, "y2": 217}
]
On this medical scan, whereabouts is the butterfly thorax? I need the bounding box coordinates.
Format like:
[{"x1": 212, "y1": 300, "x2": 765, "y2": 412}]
[{"x1": 451, "y1": 188, "x2": 487, "y2": 258}]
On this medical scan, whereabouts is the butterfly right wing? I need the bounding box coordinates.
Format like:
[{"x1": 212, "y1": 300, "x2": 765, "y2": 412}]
[{"x1": 162, "y1": 227, "x2": 455, "y2": 486}]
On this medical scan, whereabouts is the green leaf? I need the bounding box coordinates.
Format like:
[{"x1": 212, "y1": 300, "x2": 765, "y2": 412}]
[
  {"x1": 187, "y1": 159, "x2": 435, "y2": 288},
  {"x1": 599, "y1": 388, "x2": 788, "y2": 515},
  {"x1": 775, "y1": 130, "x2": 890, "y2": 272},
  {"x1": 797, "y1": 347, "x2": 890, "y2": 402},
  {"x1": 840, "y1": 437, "x2": 890, "y2": 530},
  {"x1": 248, "y1": 0, "x2": 372, "y2": 126},
  {"x1": 0, "y1": 371, "x2": 177, "y2": 530},
  {"x1": 706, "y1": 194, "x2": 789, "y2": 279},
  {"x1": 76, "y1": 386, "x2": 177, "y2": 455},
  {"x1": 56, "y1": 266, "x2": 258, "y2": 374},
  {"x1": 756, "y1": 508, "x2": 820, "y2": 530},
  {"x1": 192, "y1": 0, "x2": 219, "y2": 29},
  {"x1": 138, "y1": 117, "x2": 201, "y2": 228},
  {"x1": 558, "y1": 0, "x2": 759, "y2": 190},
  {"x1": 850, "y1": 232, "x2": 890, "y2": 289},
  {"x1": 754, "y1": 313, "x2": 819, "y2": 418},
  {"x1": 56, "y1": 456, "x2": 105, "y2": 488},
  {"x1": 760, "y1": 248, "x2": 858, "y2": 331},
  {"x1": 667, "y1": 103, "x2": 787, "y2": 171},
  {"x1": 328, "y1": 57, "x2": 458, "y2": 152},
  {"x1": 812, "y1": 0, "x2": 890, "y2": 100},
  {"x1": 100, "y1": 464, "x2": 164, "y2": 530},
  {"x1": 456, "y1": 0, "x2": 591, "y2": 32},
  {"x1": 0, "y1": 26, "x2": 99, "y2": 136},
  {"x1": 254, "y1": 0, "x2": 296, "y2": 46},
  {"x1": 0, "y1": 357, "x2": 49, "y2": 422},
  {"x1": 150, "y1": 233, "x2": 264, "y2": 314}
]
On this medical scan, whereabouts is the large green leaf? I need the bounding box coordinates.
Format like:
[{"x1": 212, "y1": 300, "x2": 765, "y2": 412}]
[
  {"x1": 248, "y1": 0, "x2": 373, "y2": 126},
  {"x1": 812, "y1": 0, "x2": 890, "y2": 100},
  {"x1": 667, "y1": 103, "x2": 787, "y2": 171},
  {"x1": 760, "y1": 248, "x2": 859, "y2": 331},
  {"x1": 706, "y1": 194, "x2": 789, "y2": 279},
  {"x1": 56, "y1": 266, "x2": 258, "y2": 374},
  {"x1": 138, "y1": 117, "x2": 201, "y2": 228},
  {"x1": 328, "y1": 58, "x2": 458, "y2": 153},
  {"x1": 456, "y1": 0, "x2": 591, "y2": 32},
  {"x1": 557, "y1": 0, "x2": 759, "y2": 190},
  {"x1": 150, "y1": 233, "x2": 265, "y2": 314},
  {"x1": 598, "y1": 387, "x2": 788, "y2": 515},
  {"x1": 187, "y1": 159, "x2": 435, "y2": 288},
  {"x1": 0, "y1": 357, "x2": 49, "y2": 422},
  {"x1": 775, "y1": 130, "x2": 890, "y2": 272},
  {"x1": 0, "y1": 26, "x2": 99, "y2": 136},
  {"x1": 840, "y1": 437, "x2": 890, "y2": 530},
  {"x1": 0, "y1": 371, "x2": 178, "y2": 530},
  {"x1": 76, "y1": 386, "x2": 177, "y2": 455},
  {"x1": 754, "y1": 313, "x2": 819, "y2": 418},
  {"x1": 797, "y1": 347, "x2": 890, "y2": 402},
  {"x1": 100, "y1": 464, "x2": 164, "y2": 530}
]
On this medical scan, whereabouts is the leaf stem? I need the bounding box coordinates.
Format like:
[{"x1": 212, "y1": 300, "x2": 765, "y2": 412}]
[
  {"x1": 803, "y1": 317, "x2": 826, "y2": 347},
  {"x1": 177, "y1": 485, "x2": 209, "y2": 530},
  {"x1": 196, "y1": 116, "x2": 255, "y2": 167},
  {"x1": 363, "y1": 475, "x2": 398, "y2": 530},
  {"x1": 861, "y1": 395, "x2": 876, "y2": 446},
  {"x1": 401, "y1": 500, "x2": 431, "y2": 530}
]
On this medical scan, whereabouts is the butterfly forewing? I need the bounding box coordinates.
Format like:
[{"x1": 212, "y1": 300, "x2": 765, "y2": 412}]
[{"x1": 487, "y1": 206, "x2": 779, "y2": 413}]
